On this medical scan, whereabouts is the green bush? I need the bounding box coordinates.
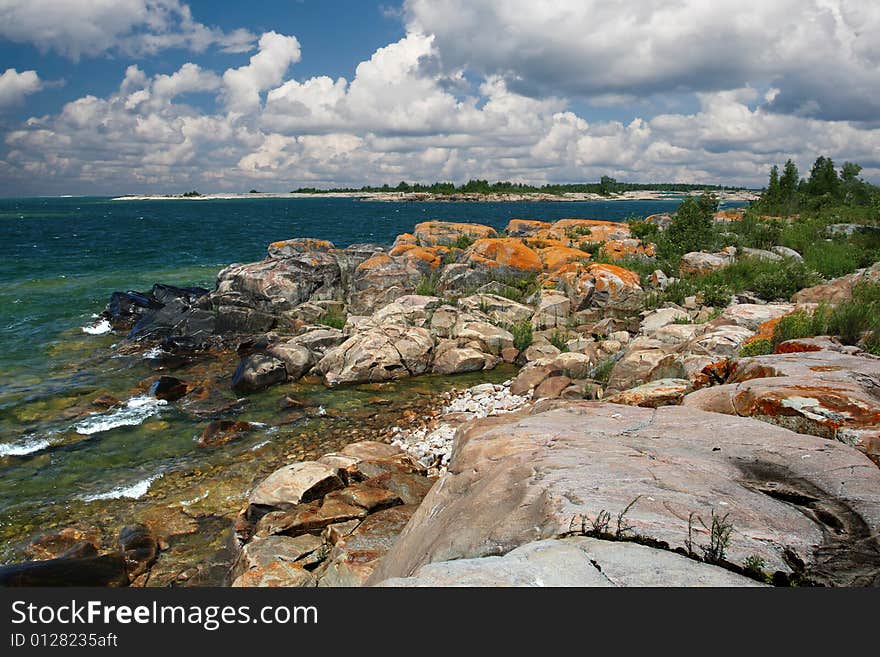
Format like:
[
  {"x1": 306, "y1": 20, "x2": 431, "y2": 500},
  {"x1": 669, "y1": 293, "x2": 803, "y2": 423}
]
[
  {"x1": 318, "y1": 311, "x2": 347, "y2": 330},
  {"x1": 416, "y1": 272, "x2": 441, "y2": 296},
  {"x1": 548, "y1": 330, "x2": 570, "y2": 352},
  {"x1": 739, "y1": 338, "x2": 773, "y2": 357},
  {"x1": 511, "y1": 320, "x2": 534, "y2": 352},
  {"x1": 452, "y1": 234, "x2": 475, "y2": 250},
  {"x1": 699, "y1": 283, "x2": 733, "y2": 308}
]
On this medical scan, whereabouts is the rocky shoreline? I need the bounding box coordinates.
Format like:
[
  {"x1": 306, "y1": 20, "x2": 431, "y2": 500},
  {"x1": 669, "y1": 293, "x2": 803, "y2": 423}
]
[
  {"x1": 112, "y1": 190, "x2": 760, "y2": 203},
  {"x1": 3, "y1": 212, "x2": 880, "y2": 587}
]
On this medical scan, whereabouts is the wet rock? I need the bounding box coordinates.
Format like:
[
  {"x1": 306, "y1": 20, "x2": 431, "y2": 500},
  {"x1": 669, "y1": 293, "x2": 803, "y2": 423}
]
[
  {"x1": 324, "y1": 483, "x2": 403, "y2": 512},
  {"x1": 117, "y1": 524, "x2": 158, "y2": 580},
  {"x1": 318, "y1": 505, "x2": 418, "y2": 587},
  {"x1": 255, "y1": 499, "x2": 367, "y2": 538},
  {"x1": 0, "y1": 554, "x2": 129, "y2": 587},
  {"x1": 25, "y1": 524, "x2": 101, "y2": 561},
  {"x1": 317, "y1": 325, "x2": 434, "y2": 385},
  {"x1": 340, "y1": 441, "x2": 404, "y2": 461},
  {"x1": 233, "y1": 534, "x2": 324, "y2": 581},
  {"x1": 231, "y1": 353, "x2": 288, "y2": 394},
  {"x1": 368, "y1": 402, "x2": 880, "y2": 586},
  {"x1": 231, "y1": 561, "x2": 317, "y2": 587},
  {"x1": 91, "y1": 394, "x2": 121, "y2": 409},
  {"x1": 266, "y1": 341, "x2": 314, "y2": 380},
  {"x1": 199, "y1": 420, "x2": 257, "y2": 448},
  {"x1": 149, "y1": 376, "x2": 188, "y2": 402},
  {"x1": 249, "y1": 461, "x2": 345, "y2": 510},
  {"x1": 363, "y1": 472, "x2": 434, "y2": 506},
  {"x1": 376, "y1": 537, "x2": 763, "y2": 587}
]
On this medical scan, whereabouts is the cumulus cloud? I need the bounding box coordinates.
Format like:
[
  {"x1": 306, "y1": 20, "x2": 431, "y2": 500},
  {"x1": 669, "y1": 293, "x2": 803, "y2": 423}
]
[
  {"x1": 404, "y1": 0, "x2": 880, "y2": 123},
  {"x1": 0, "y1": 0, "x2": 256, "y2": 60},
  {"x1": 223, "y1": 32, "x2": 302, "y2": 113},
  {"x1": 2, "y1": 5, "x2": 880, "y2": 195},
  {"x1": 0, "y1": 68, "x2": 43, "y2": 108}
]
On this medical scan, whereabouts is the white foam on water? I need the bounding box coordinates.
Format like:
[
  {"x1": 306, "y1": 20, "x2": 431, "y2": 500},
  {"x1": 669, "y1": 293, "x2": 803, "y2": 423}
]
[
  {"x1": 0, "y1": 435, "x2": 52, "y2": 457},
  {"x1": 250, "y1": 439, "x2": 270, "y2": 451},
  {"x1": 142, "y1": 346, "x2": 168, "y2": 359},
  {"x1": 74, "y1": 395, "x2": 167, "y2": 435},
  {"x1": 82, "y1": 319, "x2": 112, "y2": 335},
  {"x1": 80, "y1": 473, "x2": 163, "y2": 502}
]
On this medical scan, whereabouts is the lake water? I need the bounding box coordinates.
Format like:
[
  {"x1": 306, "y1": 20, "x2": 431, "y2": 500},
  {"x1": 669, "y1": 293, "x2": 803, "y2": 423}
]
[{"x1": 0, "y1": 195, "x2": 740, "y2": 574}]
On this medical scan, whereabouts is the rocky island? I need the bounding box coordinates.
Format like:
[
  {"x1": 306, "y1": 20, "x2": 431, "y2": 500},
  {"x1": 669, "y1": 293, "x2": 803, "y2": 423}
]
[{"x1": 3, "y1": 166, "x2": 880, "y2": 588}]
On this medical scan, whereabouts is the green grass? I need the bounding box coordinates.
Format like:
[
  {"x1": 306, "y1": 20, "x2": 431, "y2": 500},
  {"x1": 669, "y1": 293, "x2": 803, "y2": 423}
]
[
  {"x1": 416, "y1": 271, "x2": 441, "y2": 296},
  {"x1": 511, "y1": 320, "x2": 533, "y2": 352},
  {"x1": 739, "y1": 284, "x2": 880, "y2": 356},
  {"x1": 548, "y1": 330, "x2": 570, "y2": 352},
  {"x1": 318, "y1": 311, "x2": 347, "y2": 330}
]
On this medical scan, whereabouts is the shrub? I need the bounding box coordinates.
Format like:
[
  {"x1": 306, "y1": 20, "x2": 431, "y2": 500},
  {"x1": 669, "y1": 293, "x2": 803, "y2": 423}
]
[
  {"x1": 452, "y1": 234, "x2": 475, "y2": 250},
  {"x1": 699, "y1": 283, "x2": 733, "y2": 308},
  {"x1": 511, "y1": 320, "x2": 533, "y2": 352},
  {"x1": 416, "y1": 272, "x2": 440, "y2": 296},
  {"x1": 318, "y1": 311, "x2": 347, "y2": 330},
  {"x1": 740, "y1": 338, "x2": 773, "y2": 357},
  {"x1": 548, "y1": 330, "x2": 570, "y2": 352}
]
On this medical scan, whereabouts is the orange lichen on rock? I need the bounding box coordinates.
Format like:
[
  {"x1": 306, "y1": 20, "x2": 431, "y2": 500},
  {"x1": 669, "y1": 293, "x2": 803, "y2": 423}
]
[
  {"x1": 774, "y1": 339, "x2": 825, "y2": 354},
  {"x1": 744, "y1": 316, "x2": 784, "y2": 347},
  {"x1": 602, "y1": 238, "x2": 657, "y2": 260},
  {"x1": 506, "y1": 219, "x2": 552, "y2": 237},
  {"x1": 389, "y1": 243, "x2": 442, "y2": 269},
  {"x1": 464, "y1": 238, "x2": 543, "y2": 273},
  {"x1": 393, "y1": 233, "x2": 418, "y2": 248},
  {"x1": 356, "y1": 253, "x2": 393, "y2": 272},
  {"x1": 537, "y1": 245, "x2": 592, "y2": 273},
  {"x1": 268, "y1": 238, "x2": 335, "y2": 258},
  {"x1": 413, "y1": 221, "x2": 497, "y2": 246},
  {"x1": 713, "y1": 210, "x2": 745, "y2": 223},
  {"x1": 554, "y1": 219, "x2": 632, "y2": 241},
  {"x1": 589, "y1": 263, "x2": 642, "y2": 289}
]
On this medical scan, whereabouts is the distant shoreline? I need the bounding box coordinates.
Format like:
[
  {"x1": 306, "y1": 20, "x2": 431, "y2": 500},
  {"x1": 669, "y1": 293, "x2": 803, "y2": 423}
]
[{"x1": 111, "y1": 190, "x2": 759, "y2": 203}]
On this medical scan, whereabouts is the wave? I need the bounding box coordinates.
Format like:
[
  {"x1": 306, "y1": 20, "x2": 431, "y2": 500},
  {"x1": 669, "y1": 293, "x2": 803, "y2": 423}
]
[
  {"x1": 0, "y1": 435, "x2": 53, "y2": 457},
  {"x1": 80, "y1": 473, "x2": 163, "y2": 502},
  {"x1": 74, "y1": 395, "x2": 167, "y2": 435},
  {"x1": 82, "y1": 319, "x2": 112, "y2": 335}
]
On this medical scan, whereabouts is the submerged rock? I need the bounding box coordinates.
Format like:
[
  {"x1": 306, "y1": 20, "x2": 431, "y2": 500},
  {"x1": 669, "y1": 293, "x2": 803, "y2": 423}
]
[{"x1": 231, "y1": 353, "x2": 288, "y2": 394}]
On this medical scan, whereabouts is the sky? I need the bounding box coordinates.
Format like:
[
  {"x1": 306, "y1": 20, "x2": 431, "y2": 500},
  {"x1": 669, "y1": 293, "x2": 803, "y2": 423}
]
[{"x1": 0, "y1": 0, "x2": 879, "y2": 195}]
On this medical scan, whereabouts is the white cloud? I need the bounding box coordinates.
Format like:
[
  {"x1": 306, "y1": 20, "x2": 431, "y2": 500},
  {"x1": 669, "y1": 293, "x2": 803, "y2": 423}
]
[
  {"x1": 3, "y1": 8, "x2": 880, "y2": 195},
  {"x1": 0, "y1": 68, "x2": 43, "y2": 108},
  {"x1": 223, "y1": 32, "x2": 302, "y2": 113},
  {"x1": 404, "y1": 0, "x2": 880, "y2": 123},
  {"x1": 0, "y1": 0, "x2": 256, "y2": 60}
]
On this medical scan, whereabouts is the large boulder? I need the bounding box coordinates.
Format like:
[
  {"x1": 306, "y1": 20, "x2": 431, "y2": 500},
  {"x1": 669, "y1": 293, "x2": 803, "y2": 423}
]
[
  {"x1": 552, "y1": 263, "x2": 645, "y2": 321},
  {"x1": 231, "y1": 353, "x2": 289, "y2": 393},
  {"x1": 367, "y1": 402, "x2": 880, "y2": 587},
  {"x1": 249, "y1": 462, "x2": 345, "y2": 511},
  {"x1": 679, "y1": 248, "x2": 736, "y2": 276},
  {"x1": 683, "y1": 349, "x2": 880, "y2": 464},
  {"x1": 432, "y1": 344, "x2": 494, "y2": 375},
  {"x1": 457, "y1": 238, "x2": 543, "y2": 282},
  {"x1": 606, "y1": 378, "x2": 692, "y2": 408},
  {"x1": 413, "y1": 221, "x2": 497, "y2": 247},
  {"x1": 719, "y1": 304, "x2": 795, "y2": 331},
  {"x1": 792, "y1": 262, "x2": 880, "y2": 305},
  {"x1": 376, "y1": 537, "x2": 763, "y2": 587},
  {"x1": 317, "y1": 325, "x2": 434, "y2": 385},
  {"x1": 457, "y1": 294, "x2": 533, "y2": 326},
  {"x1": 347, "y1": 254, "x2": 424, "y2": 316}
]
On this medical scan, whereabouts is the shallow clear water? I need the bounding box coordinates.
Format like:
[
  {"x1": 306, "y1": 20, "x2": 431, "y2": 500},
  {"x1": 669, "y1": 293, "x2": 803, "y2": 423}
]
[{"x1": 0, "y1": 195, "x2": 741, "y2": 571}]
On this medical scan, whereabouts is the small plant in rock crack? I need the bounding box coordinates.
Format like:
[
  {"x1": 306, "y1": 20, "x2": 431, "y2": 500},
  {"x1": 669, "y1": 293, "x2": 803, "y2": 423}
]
[
  {"x1": 743, "y1": 554, "x2": 767, "y2": 579},
  {"x1": 700, "y1": 510, "x2": 733, "y2": 564},
  {"x1": 685, "y1": 512, "x2": 698, "y2": 558},
  {"x1": 615, "y1": 495, "x2": 642, "y2": 539}
]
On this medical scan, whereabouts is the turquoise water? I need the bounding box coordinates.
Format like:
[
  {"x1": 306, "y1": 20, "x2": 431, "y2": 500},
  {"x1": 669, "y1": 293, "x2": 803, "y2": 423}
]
[{"x1": 0, "y1": 195, "x2": 736, "y2": 567}]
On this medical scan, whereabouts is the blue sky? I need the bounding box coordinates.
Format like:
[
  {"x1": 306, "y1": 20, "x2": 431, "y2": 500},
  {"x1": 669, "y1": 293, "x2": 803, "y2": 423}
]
[{"x1": 0, "y1": 0, "x2": 878, "y2": 195}]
